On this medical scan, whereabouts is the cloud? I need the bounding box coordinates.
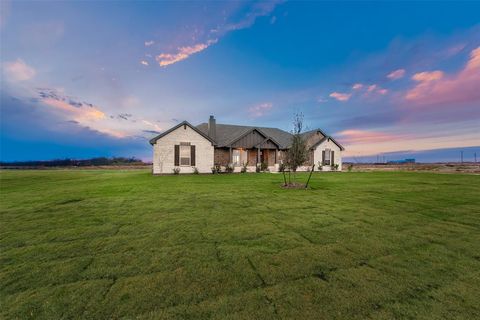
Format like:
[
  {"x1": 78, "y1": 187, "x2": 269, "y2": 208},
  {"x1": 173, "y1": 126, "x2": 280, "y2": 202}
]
[
  {"x1": 329, "y1": 92, "x2": 351, "y2": 102},
  {"x1": 405, "y1": 46, "x2": 480, "y2": 105},
  {"x1": 367, "y1": 84, "x2": 377, "y2": 92},
  {"x1": 156, "y1": 39, "x2": 218, "y2": 67},
  {"x1": 42, "y1": 98, "x2": 105, "y2": 121},
  {"x1": 387, "y1": 69, "x2": 406, "y2": 80},
  {"x1": 152, "y1": 1, "x2": 280, "y2": 68},
  {"x1": 249, "y1": 102, "x2": 273, "y2": 118},
  {"x1": 3, "y1": 59, "x2": 36, "y2": 81},
  {"x1": 337, "y1": 129, "x2": 404, "y2": 144},
  {"x1": 143, "y1": 130, "x2": 161, "y2": 135},
  {"x1": 144, "y1": 40, "x2": 154, "y2": 47},
  {"x1": 352, "y1": 83, "x2": 363, "y2": 90},
  {"x1": 140, "y1": 60, "x2": 149, "y2": 66},
  {"x1": 377, "y1": 88, "x2": 388, "y2": 95},
  {"x1": 141, "y1": 119, "x2": 162, "y2": 131},
  {"x1": 37, "y1": 88, "x2": 106, "y2": 123},
  {"x1": 411, "y1": 70, "x2": 444, "y2": 82}
]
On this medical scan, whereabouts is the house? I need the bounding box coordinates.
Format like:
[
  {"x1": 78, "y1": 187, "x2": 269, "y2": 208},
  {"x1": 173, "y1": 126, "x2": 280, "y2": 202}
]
[{"x1": 149, "y1": 116, "x2": 344, "y2": 174}]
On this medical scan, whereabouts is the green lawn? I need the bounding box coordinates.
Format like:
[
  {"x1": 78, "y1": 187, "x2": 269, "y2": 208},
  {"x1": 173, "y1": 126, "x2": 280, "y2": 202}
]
[{"x1": 1, "y1": 170, "x2": 479, "y2": 319}]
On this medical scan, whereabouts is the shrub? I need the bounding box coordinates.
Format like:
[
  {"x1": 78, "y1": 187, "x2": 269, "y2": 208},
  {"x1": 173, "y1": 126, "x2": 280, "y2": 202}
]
[
  {"x1": 348, "y1": 164, "x2": 353, "y2": 172},
  {"x1": 193, "y1": 167, "x2": 199, "y2": 174},
  {"x1": 255, "y1": 165, "x2": 261, "y2": 173},
  {"x1": 279, "y1": 162, "x2": 286, "y2": 172},
  {"x1": 240, "y1": 162, "x2": 248, "y2": 173},
  {"x1": 260, "y1": 162, "x2": 269, "y2": 172},
  {"x1": 225, "y1": 163, "x2": 234, "y2": 173},
  {"x1": 172, "y1": 167, "x2": 180, "y2": 175},
  {"x1": 332, "y1": 164, "x2": 339, "y2": 171},
  {"x1": 211, "y1": 166, "x2": 217, "y2": 174},
  {"x1": 215, "y1": 164, "x2": 222, "y2": 174},
  {"x1": 317, "y1": 161, "x2": 323, "y2": 171}
]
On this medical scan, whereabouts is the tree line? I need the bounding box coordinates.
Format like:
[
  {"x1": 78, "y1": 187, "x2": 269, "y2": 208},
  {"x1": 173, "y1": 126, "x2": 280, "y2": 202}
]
[{"x1": 0, "y1": 157, "x2": 146, "y2": 167}]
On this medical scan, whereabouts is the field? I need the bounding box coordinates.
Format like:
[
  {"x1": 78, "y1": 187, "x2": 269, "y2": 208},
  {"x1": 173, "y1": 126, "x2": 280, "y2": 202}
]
[{"x1": 1, "y1": 170, "x2": 479, "y2": 319}]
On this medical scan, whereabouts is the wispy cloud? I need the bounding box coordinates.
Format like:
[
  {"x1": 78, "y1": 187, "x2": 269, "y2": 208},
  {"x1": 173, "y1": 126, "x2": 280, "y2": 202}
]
[
  {"x1": 3, "y1": 59, "x2": 36, "y2": 81},
  {"x1": 140, "y1": 60, "x2": 149, "y2": 66},
  {"x1": 249, "y1": 102, "x2": 273, "y2": 118},
  {"x1": 387, "y1": 68, "x2": 405, "y2": 80},
  {"x1": 156, "y1": 39, "x2": 218, "y2": 67},
  {"x1": 405, "y1": 46, "x2": 480, "y2": 105},
  {"x1": 144, "y1": 40, "x2": 154, "y2": 47},
  {"x1": 352, "y1": 83, "x2": 363, "y2": 90},
  {"x1": 152, "y1": 1, "x2": 280, "y2": 67},
  {"x1": 411, "y1": 70, "x2": 444, "y2": 82},
  {"x1": 329, "y1": 92, "x2": 351, "y2": 102}
]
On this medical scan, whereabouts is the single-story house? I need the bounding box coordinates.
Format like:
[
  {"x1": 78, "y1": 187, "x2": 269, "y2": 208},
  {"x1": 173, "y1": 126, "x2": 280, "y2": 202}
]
[{"x1": 149, "y1": 116, "x2": 344, "y2": 174}]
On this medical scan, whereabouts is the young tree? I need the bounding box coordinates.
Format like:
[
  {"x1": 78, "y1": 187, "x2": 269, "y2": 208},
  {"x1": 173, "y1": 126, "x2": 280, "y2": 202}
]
[{"x1": 285, "y1": 112, "x2": 308, "y2": 184}]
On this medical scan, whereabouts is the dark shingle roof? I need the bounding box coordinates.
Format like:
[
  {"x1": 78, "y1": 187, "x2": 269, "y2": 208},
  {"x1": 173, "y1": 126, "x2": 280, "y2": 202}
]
[
  {"x1": 197, "y1": 123, "x2": 294, "y2": 148},
  {"x1": 149, "y1": 121, "x2": 216, "y2": 146}
]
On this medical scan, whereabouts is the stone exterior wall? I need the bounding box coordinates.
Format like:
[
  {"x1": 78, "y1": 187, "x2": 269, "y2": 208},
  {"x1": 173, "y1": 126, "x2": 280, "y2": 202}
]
[
  {"x1": 313, "y1": 139, "x2": 343, "y2": 171},
  {"x1": 153, "y1": 125, "x2": 214, "y2": 174}
]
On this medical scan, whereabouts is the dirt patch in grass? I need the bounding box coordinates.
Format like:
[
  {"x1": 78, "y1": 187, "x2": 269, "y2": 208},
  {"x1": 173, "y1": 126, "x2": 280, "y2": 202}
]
[{"x1": 280, "y1": 182, "x2": 306, "y2": 189}]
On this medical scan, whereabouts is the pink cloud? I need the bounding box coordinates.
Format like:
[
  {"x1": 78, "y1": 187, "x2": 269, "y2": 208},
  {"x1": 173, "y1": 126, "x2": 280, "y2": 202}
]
[
  {"x1": 406, "y1": 47, "x2": 480, "y2": 105},
  {"x1": 249, "y1": 102, "x2": 272, "y2": 118},
  {"x1": 367, "y1": 84, "x2": 378, "y2": 92},
  {"x1": 3, "y1": 59, "x2": 36, "y2": 81},
  {"x1": 352, "y1": 83, "x2": 363, "y2": 90},
  {"x1": 156, "y1": 39, "x2": 218, "y2": 67},
  {"x1": 387, "y1": 68, "x2": 405, "y2": 80},
  {"x1": 411, "y1": 70, "x2": 444, "y2": 82},
  {"x1": 337, "y1": 129, "x2": 403, "y2": 144},
  {"x1": 377, "y1": 88, "x2": 388, "y2": 95},
  {"x1": 140, "y1": 60, "x2": 149, "y2": 66},
  {"x1": 42, "y1": 98, "x2": 105, "y2": 121},
  {"x1": 329, "y1": 92, "x2": 351, "y2": 101}
]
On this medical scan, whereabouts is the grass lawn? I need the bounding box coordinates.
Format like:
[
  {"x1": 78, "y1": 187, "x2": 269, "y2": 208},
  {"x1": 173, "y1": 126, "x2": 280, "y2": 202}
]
[{"x1": 1, "y1": 170, "x2": 479, "y2": 319}]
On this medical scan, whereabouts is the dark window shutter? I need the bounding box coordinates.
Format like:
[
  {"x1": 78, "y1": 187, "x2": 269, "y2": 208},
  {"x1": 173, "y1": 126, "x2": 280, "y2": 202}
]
[
  {"x1": 322, "y1": 150, "x2": 325, "y2": 165},
  {"x1": 174, "y1": 145, "x2": 179, "y2": 166},
  {"x1": 191, "y1": 145, "x2": 196, "y2": 166},
  {"x1": 331, "y1": 151, "x2": 335, "y2": 166}
]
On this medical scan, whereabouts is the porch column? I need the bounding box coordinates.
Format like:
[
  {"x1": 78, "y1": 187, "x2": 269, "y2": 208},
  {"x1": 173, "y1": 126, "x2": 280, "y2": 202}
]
[
  {"x1": 229, "y1": 147, "x2": 232, "y2": 164},
  {"x1": 275, "y1": 149, "x2": 278, "y2": 164},
  {"x1": 257, "y1": 147, "x2": 260, "y2": 164}
]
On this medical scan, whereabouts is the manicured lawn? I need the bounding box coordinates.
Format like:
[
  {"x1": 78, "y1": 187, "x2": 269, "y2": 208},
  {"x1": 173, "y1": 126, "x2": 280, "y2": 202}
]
[{"x1": 1, "y1": 170, "x2": 479, "y2": 319}]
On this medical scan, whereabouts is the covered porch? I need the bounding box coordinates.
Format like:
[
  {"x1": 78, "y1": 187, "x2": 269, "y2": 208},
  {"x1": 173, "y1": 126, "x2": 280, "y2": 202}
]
[{"x1": 214, "y1": 128, "x2": 285, "y2": 172}]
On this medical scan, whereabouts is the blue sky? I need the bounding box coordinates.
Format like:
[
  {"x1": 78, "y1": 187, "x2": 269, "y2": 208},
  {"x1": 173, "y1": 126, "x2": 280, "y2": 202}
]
[{"x1": 1, "y1": 1, "x2": 479, "y2": 162}]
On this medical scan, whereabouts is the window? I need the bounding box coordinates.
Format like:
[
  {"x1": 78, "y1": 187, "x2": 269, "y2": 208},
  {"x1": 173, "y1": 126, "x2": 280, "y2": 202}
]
[
  {"x1": 324, "y1": 148, "x2": 331, "y2": 165},
  {"x1": 232, "y1": 150, "x2": 240, "y2": 166},
  {"x1": 180, "y1": 142, "x2": 190, "y2": 166}
]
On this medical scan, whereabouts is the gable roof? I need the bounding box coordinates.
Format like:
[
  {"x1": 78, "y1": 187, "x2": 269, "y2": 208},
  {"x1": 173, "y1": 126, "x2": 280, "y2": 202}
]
[
  {"x1": 150, "y1": 120, "x2": 344, "y2": 150},
  {"x1": 196, "y1": 123, "x2": 293, "y2": 148},
  {"x1": 309, "y1": 136, "x2": 345, "y2": 151},
  {"x1": 149, "y1": 121, "x2": 216, "y2": 146}
]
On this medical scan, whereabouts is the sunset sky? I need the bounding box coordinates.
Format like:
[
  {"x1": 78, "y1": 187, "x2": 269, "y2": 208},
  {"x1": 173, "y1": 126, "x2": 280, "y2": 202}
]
[{"x1": 1, "y1": 1, "x2": 479, "y2": 162}]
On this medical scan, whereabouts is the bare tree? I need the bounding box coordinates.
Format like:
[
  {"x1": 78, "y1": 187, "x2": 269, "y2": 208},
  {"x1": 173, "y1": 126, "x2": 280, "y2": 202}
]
[{"x1": 285, "y1": 112, "x2": 308, "y2": 184}]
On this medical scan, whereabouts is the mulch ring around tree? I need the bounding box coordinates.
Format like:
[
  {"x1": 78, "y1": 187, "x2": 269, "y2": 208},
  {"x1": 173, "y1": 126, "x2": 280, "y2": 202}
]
[{"x1": 280, "y1": 182, "x2": 307, "y2": 189}]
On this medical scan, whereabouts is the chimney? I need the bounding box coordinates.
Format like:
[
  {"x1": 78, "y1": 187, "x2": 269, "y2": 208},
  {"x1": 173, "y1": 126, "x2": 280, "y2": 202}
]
[{"x1": 208, "y1": 115, "x2": 216, "y2": 140}]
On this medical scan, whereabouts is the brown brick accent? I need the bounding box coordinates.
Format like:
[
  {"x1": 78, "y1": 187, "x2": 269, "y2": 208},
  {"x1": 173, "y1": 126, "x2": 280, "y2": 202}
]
[{"x1": 214, "y1": 148, "x2": 230, "y2": 166}]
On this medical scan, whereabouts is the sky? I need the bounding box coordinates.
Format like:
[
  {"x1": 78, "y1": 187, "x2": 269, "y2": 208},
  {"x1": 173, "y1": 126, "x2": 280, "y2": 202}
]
[{"x1": 1, "y1": 1, "x2": 479, "y2": 162}]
